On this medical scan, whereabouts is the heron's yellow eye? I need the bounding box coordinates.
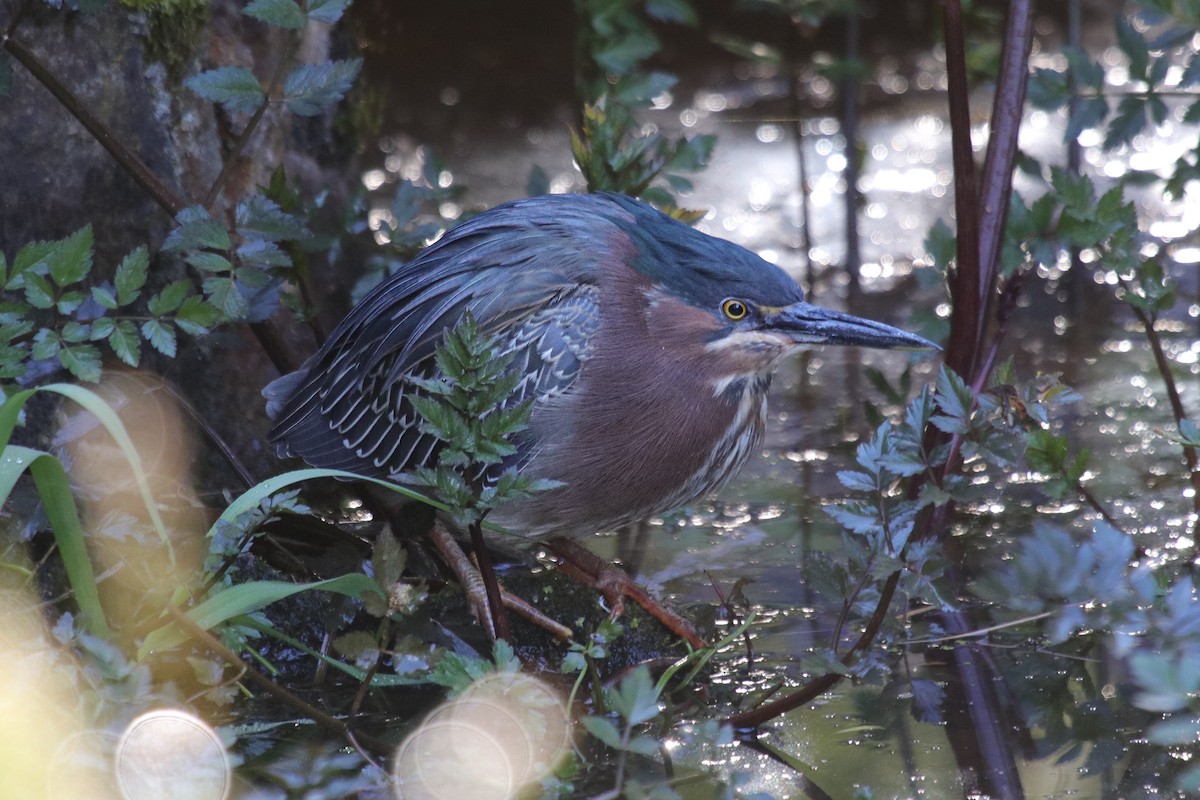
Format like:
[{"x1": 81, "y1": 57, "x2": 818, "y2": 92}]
[{"x1": 722, "y1": 299, "x2": 749, "y2": 321}]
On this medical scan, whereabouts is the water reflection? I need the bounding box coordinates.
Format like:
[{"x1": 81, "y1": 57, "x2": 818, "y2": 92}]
[{"x1": 354, "y1": 5, "x2": 1198, "y2": 796}]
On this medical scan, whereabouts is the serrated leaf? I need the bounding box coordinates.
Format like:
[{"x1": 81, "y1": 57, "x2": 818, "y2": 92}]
[
  {"x1": 236, "y1": 239, "x2": 292, "y2": 267},
  {"x1": 203, "y1": 276, "x2": 249, "y2": 320},
  {"x1": 60, "y1": 322, "x2": 89, "y2": 343},
  {"x1": 581, "y1": 716, "x2": 624, "y2": 749},
  {"x1": 22, "y1": 273, "x2": 55, "y2": 309},
  {"x1": 307, "y1": 0, "x2": 351, "y2": 23},
  {"x1": 114, "y1": 246, "x2": 149, "y2": 304},
  {"x1": 1115, "y1": 15, "x2": 1149, "y2": 81},
  {"x1": 148, "y1": 279, "x2": 192, "y2": 316},
  {"x1": 593, "y1": 30, "x2": 659, "y2": 74},
  {"x1": 108, "y1": 320, "x2": 141, "y2": 367},
  {"x1": 646, "y1": 0, "x2": 697, "y2": 24},
  {"x1": 185, "y1": 66, "x2": 264, "y2": 114},
  {"x1": 175, "y1": 296, "x2": 222, "y2": 336},
  {"x1": 163, "y1": 206, "x2": 232, "y2": 252},
  {"x1": 236, "y1": 194, "x2": 310, "y2": 242},
  {"x1": 56, "y1": 290, "x2": 85, "y2": 316},
  {"x1": 837, "y1": 470, "x2": 877, "y2": 492},
  {"x1": 89, "y1": 317, "x2": 115, "y2": 340},
  {"x1": 59, "y1": 344, "x2": 102, "y2": 382},
  {"x1": 186, "y1": 251, "x2": 233, "y2": 272},
  {"x1": 31, "y1": 329, "x2": 60, "y2": 361},
  {"x1": 244, "y1": 0, "x2": 305, "y2": 29},
  {"x1": 282, "y1": 59, "x2": 362, "y2": 116},
  {"x1": 46, "y1": 226, "x2": 93, "y2": 286},
  {"x1": 141, "y1": 319, "x2": 177, "y2": 357}
]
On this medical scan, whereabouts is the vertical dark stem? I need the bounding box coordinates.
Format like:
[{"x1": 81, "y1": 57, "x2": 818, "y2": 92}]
[
  {"x1": 941, "y1": 0, "x2": 981, "y2": 378},
  {"x1": 469, "y1": 520, "x2": 510, "y2": 642},
  {"x1": 976, "y1": 0, "x2": 1034, "y2": 346},
  {"x1": 1129, "y1": 306, "x2": 1200, "y2": 544},
  {"x1": 791, "y1": 54, "x2": 815, "y2": 297},
  {"x1": 840, "y1": 9, "x2": 862, "y2": 307}
]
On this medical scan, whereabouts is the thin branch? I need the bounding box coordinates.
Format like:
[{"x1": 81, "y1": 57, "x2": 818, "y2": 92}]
[
  {"x1": 942, "y1": 0, "x2": 982, "y2": 379},
  {"x1": 2, "y1": 36, "x2": 186, "y2": 217},
  {"x1": 203, "y1": 30, "x2": 303, "y2": 210},
  {"x1": 1128, "y1": 304, "x2": 1200, "y2": 543},
  {"x1": 165, "y1": 604, "x2": 394, "y2": 757}
]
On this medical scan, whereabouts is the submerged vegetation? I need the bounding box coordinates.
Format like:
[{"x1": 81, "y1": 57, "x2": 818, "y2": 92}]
[{"x1": 1, "y1": 0, "x2": 1198, "y2": 797}]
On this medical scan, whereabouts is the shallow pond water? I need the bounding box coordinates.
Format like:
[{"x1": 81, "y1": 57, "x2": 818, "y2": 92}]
[{"x1": 341, "y1": 2, "x2": 1200, "y2": 797}]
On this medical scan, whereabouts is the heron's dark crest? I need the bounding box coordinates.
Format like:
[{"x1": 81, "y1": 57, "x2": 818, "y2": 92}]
[{"x1": 265, "y1": 192, "x2": 935, "y2": 539}]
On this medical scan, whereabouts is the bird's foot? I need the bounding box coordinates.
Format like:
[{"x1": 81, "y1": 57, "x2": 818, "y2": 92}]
[
  {"x1": 428, "y1": 521, "x2": 572, "y2": 642},
  {"x1": 546, "y1": 536, "x2": 706, "y2": 650}
]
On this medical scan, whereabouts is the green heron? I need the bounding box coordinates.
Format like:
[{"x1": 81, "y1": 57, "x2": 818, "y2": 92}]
[{"x1": 265, "y1": 193, "x2": 934, "y2": 638}]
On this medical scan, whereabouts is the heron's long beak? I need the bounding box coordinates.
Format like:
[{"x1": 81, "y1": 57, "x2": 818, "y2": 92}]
[{"x1": 766, "y1": 302, "x2": 939, "y2": 350}]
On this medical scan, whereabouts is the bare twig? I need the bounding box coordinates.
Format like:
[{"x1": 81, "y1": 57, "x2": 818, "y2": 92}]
[
  {"x1": 1, "y1": 36, "x2": 186, "y2": 217},
  {"x1": 203, "y1": 30, "x2": 303, "y2": 210},
  {"x1": 165, "y1": 604, "x2": 394, "y2": 757}
]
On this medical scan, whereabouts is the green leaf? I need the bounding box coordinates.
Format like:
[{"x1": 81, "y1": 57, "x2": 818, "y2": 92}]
[
  {"x1": 1115, "y1": 15, "x2": 1149, "y2": 81},
  {"x1": 307, "y1": 0, "x2": 352, "y2": 23},
  {"x1": 236, "y1": 239, "x2": 291, "y2": 267},
  {"x1": 46, "y1": 225, "x2": 93, "y2": 286},
  {"x1": 0, "y1": 445, "x2": 109, "y2": 636},
  {"x1": 139, "y1": 573, "x2": 385, "y2": 657},
  {"x1": 236, "y1": 194, "x2": 311, "y2": 242},
  {"x1": 593, "y1": 31, "x2": 659, "y2": 75},
  {"x1": 115, "y1": 246, "x2": 149, "y2": 305},
  {"x1": 244, "y1": 0, "x2": 305, "y2": 28},
  {"x1": 31, "y1": 329, "x2": 60, "y2": 361},
  {"x1": 645, "y1": 0, "x2": 697, "y2": 25},
  {"x1": 186, "y1": 251, "x2": 233, "y2": 272},
  {"x1": 58, "y1": 344, "x2": 102, "y2": 382},
  {"x1": 89, "y1": 318, "x2": 115, "y2": 340},
  {"x1": 203, "y1": 276, "x2": 249, "y2": 320},
  {"x1": 185, "y1": 66, "x2": 264, "y2": 114},
  {"x1": 60, "y1": 321, "x2": 89, "y2": 343},
  {"x1": 581, "y1": 716, "x2": 624, "y2": 749},
  {"x1": 163, "y1": 206, "x2": 232, "y2": 252},
  {"x1": 610, "y1": 665, "x2": 660, "y2": 725},
  {"x1": 148, "y1": 279, "x2": 191, "y2": 316},
  {"x1": 281, "y1": 59, "x2": 362, "y2": 116},
  {"x1": 141, "y1": 319, "x2": 177, "y2": 357},
  {"x1": 108, "y1": 320, "x2": 141, "y2": 367},
  {"x1": 23, "y1": 272, "x2": 56, "y2": 308},
  {"x1": 175, "y1": 296, "x2": 222, "y2": 336},
  {"x1": 10, "y1": 239, "x2": 56, "y2": 286}
]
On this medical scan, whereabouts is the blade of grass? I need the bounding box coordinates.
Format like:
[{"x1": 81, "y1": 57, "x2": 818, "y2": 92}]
[
  {"x1": 0, "y1": 445, "x2": 110, "y2": 636},
  {"x1": 1, "y1": 383, "x2": 176, "y2": 564},
  {"x1": 138, "y1": 572, "x2": 385, "y2": 657}
]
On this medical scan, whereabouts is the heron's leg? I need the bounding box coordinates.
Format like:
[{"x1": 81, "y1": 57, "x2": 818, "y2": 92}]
[
  {"x1": 545, "y1": 536, "x2": 706, "y2": 650},
  {"x1": 428, "y1": 521, "x2": 572, "y2": 642}
]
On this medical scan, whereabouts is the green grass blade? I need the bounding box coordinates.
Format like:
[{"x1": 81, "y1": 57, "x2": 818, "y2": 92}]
[
  {"x1": 0, "y1": 445, "x2": 110, "y2": 636},
  {"x1": 138, "y1": 572, "x2": 385, "y2": 658},
  {"x1": 0, "y1": 383, "x2": 175, "y2": 564},
  {"x1": 238, "y1": 616, "x2": 431, "y2": 687}
]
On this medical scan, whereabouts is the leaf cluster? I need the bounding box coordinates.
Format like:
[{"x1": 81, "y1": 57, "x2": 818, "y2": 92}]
[
  {"x1": 571, "y1": 0, "x2": 716, "y2": 216},
  {"x1": 0, "y1": 227, "x2": 220, "y2": 382},
  {"x1": 404, "y1": 314, "x2": 559, "y2": 528}
]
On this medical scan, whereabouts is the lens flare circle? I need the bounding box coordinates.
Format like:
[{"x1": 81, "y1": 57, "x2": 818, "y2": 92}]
[
  {"x1": 392, "y1": 672, "x2": 570, "y2": 800},
  {"x1": 114, "y1": 709, "x2": 230, "y2": 800}
]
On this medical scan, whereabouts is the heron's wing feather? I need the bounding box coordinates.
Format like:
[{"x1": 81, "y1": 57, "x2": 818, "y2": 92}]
[{"x1": 266, "y1": 199, "x2": 612, "y2": 479}]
